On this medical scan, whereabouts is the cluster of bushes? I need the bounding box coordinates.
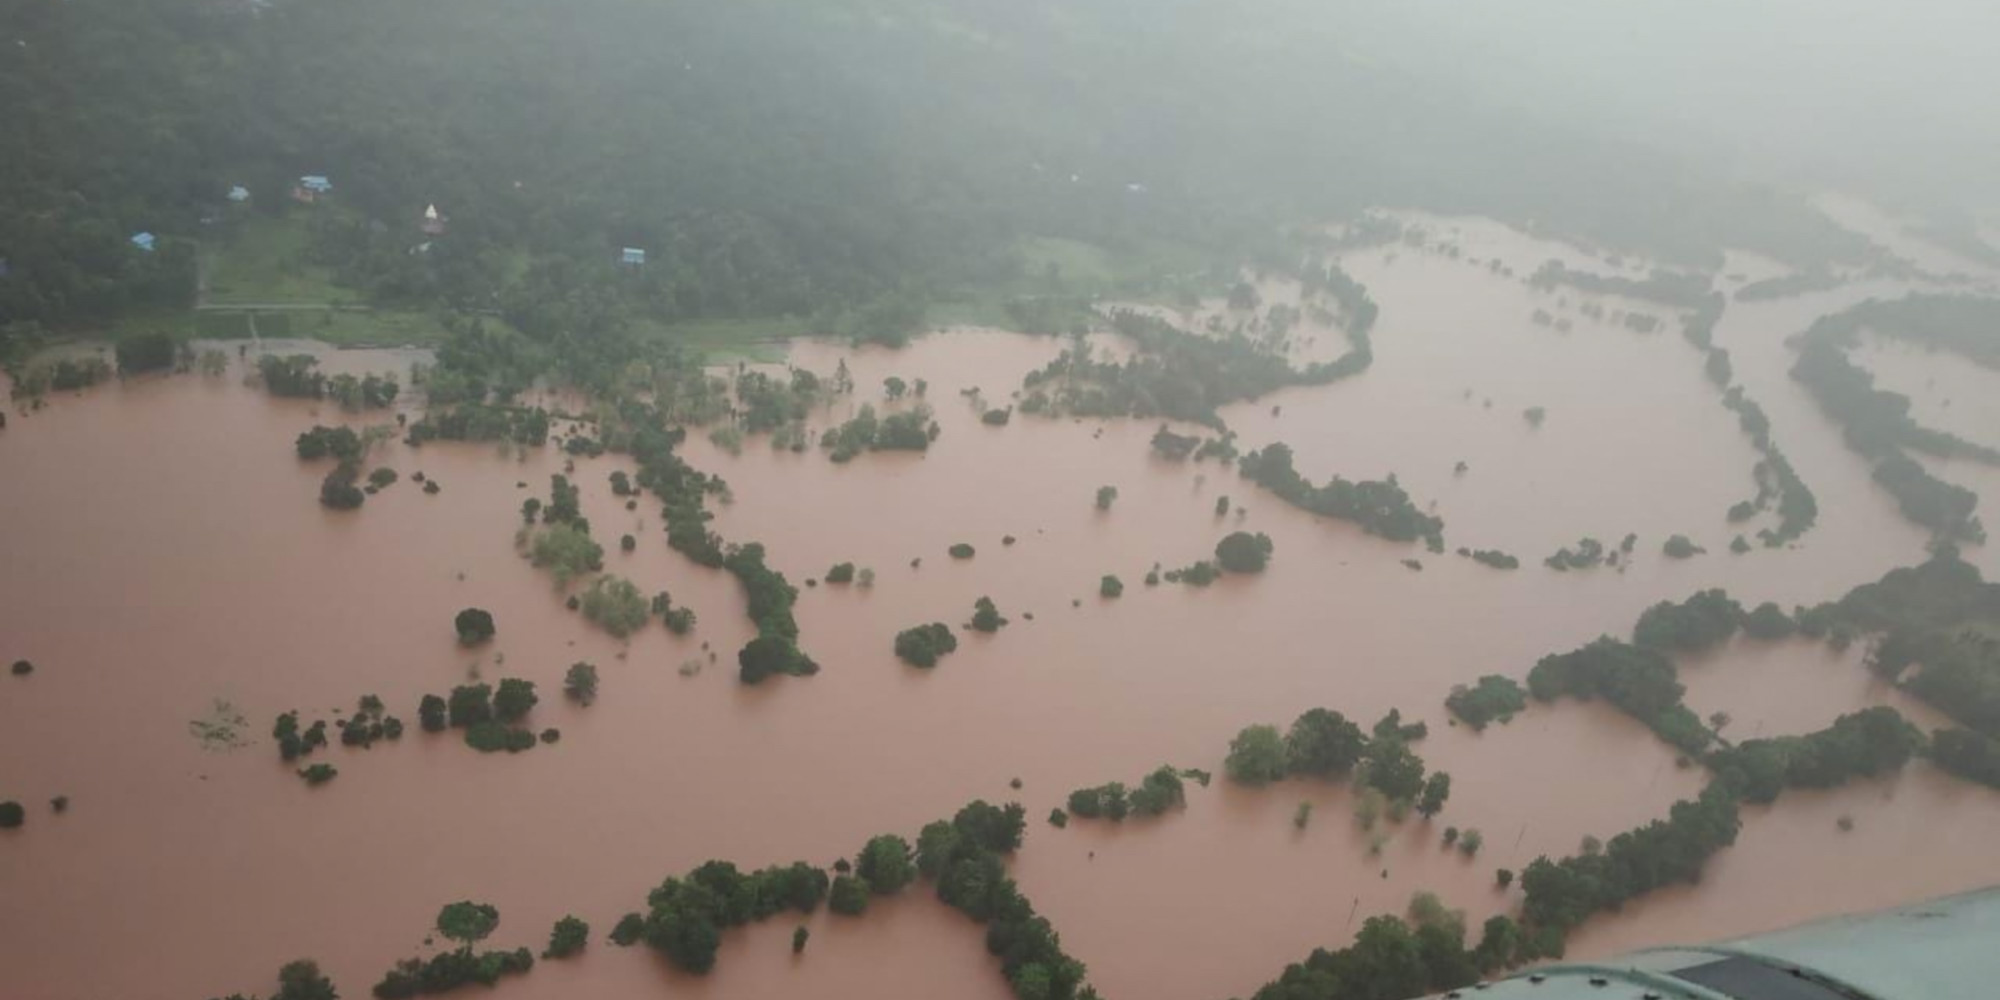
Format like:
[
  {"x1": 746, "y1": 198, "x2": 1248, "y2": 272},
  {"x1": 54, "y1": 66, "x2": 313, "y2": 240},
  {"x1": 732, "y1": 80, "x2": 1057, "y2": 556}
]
[
  {"x1": 1528, "y1": 261, "x2": 1714, "y2": 309},
  {"x1": 454, "y1": 608, "x2": 496, "y2": 645},
  {"x1": 620, "y1": 413, "x2": 820, "y2": 680},
  {"x1": 1931, "y1": 728, "x2": 2000, "y2": 789},
  {"x1": 1733, "y1": 269, "x2": 1843, "y2": 301},
  {"x1": 1526, "y1": 637, "x2": 1712, "y2": 756},
  {"x1": 1788, "y1": 548, "x2": 2000, "y2": 796},
  {"x1": 406, "y1": 403, "x2": 550, "y2": 446},
  {"x1": 563, "y1": 662, "x2": 599, "y2": 705},
  {"x1": 1238, "y1": 444, "x2": 1443, "y2": 550},
  {"x1": 543, "y1": 916, "x2": 589, "y2": 959},
  {"x1": 415, "y1": 680, "x2": 541, "y2": 754},
  {"x1": 969, "y1": 597, "x2": 1009, "y2": 633},
  {"x1": 1224, "y1": 707, "x2": 1447, "y2": 814},
  {"x1": 212, "y1": 958, "x2": 341, "y2": 1000},
  {"x1": 1019, "y1": 308, "x2": 1367, "y2": 428},
  {"x1": 579, "y1": 575, "x2": 648, "y2": 637},
  {"x1": 913, "y1": 801, "x2": 1095, "y2": 1000},
  {"x1": 894, "y1": 623, "x2": 959, "y2": 668},
  {"x1": 1214, "y1": 531, "x2": 1274, "y2": 572},
  {"x1": 1717, "y1": 388, "x2": 1818, "y2": 547},
  {"x1": 1632, "y1": 589, "x2": 1745, "y2": 652},
  {"x1": 1445, "y1": 676, "x2": 1527, "y2": 730},
  {"x1": 1543, "y1": 537, "x2": 1606, "y2": 571},
  {"x1": 1065, "y1": 766, "x2": 1186, "y2": 821},
  {"x1": 258, "y1": 355, "x2": 330, "y2": 399},
  {"x1": 820, "y1": 403, "x2": 937, "y2": 461},
  {"x1": 337, "y1": 695, "x2": 405, "y2": 749},
  {"x1": 1662, "y1": 534, "x2": 1705, "y2": 559},
  {"x1": 273, "y1": 712, "x2": 330, "y2": 762},
  {"x1": 1873, "y1": 452, "x2": 1985, "y2": 544},
  {"x1": 372, "y1": 902, "x2": 534, "y2": 998},
  {"x1": 11, "y1": 354, "x2": 114, "y2": 399},
  {"x1": 1240, "y1": 897, "x2": 1550, "y2": 1000},
  {"x1": 527, "y1": 524, "x2": 604, "y2": 587},
  {"x1": 650, "y1": 591, "x2": 697, "y2": 635},
  {"x1": 1869, "y1": 626, "x2": 2000, "y2": 737},
  {"x1": 1791, "y1": 300, "x2": 1994, "y2": 541},
  {"x1": 1519, "y1": 781, "x2": 1741, "y2": 936},
  {"x1": 1460, "y1": 548, "x2": 1520, "y2": 570},
  {"x1": 113, "y1": 331, "x2": 179, "y2": 375},
  {"x1": 1708, "y1": 707, "x2": 1926, "y2": 803},
  {"x1": 726, "y1": 543, "x2": 818, "y2": 683},
  {"x1": 734, "y1": 368, "x2": 825, "y2": 434},
  {"x1": 821, "y1": 830, "x2": 927, "y2": 916},
  {"x1": 1163, "y1": 560, "x2": 1221, "y2": 586},
  {"x1": 295, "y1": 425, "x2": 373, "y2": 508},
  {"x1": 619, "y1": 860, "x2": 831, "y2": 973}
]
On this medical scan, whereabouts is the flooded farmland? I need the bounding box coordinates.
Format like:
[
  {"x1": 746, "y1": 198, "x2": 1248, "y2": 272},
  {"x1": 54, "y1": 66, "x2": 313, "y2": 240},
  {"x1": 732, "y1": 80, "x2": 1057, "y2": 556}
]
[{"x1": 3, "y1": 216, "x2": 1998, "y2": 1000}]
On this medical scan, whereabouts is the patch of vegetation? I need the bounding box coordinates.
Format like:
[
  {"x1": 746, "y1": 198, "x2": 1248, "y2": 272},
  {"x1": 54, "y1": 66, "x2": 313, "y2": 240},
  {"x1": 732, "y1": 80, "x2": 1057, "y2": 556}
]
[
  {"x1": 1021, "y1": 305, "x2": 1373, "y2": 428},
  {"x1": 1066, "y1": 765, "x2": 1186, "y2": 821},
  {"x1": 1214, "y1": 531, "x2": 1274, "y2": 573},
  {"x1": 821, "y1": 404, "x2": 937, "y2": 461},
  {"x1": 580, "y1": 576, "x2": 649, "y2": 638},
  {"x1": 1527, "y1": 637, "x2": 1712, "y2": 756},
  {"x1": 563, "y1": 663, "x2": 598, "y2": 705},
  {"x1": 894, "y1": 623, "x2": 959, "y2": 668},
  {"x1": 1708, "y1": 707, "x2": 1925, "y2": 804},
  {"x1": 1633, "y1": 589, "x2": 1745, "y2": 652},
  {"x1": 630, "y1": 860, "x2": 830, "y2": 973},
  {"x1": 1239, "y1": 443, "x2": 1443, "y2": 550},
  {"x1": 1662, "y1": 534, "x2": 1705, "y2": 559},
  {"x1": 969, "y1": 597, "x2": 1008, "y2": 633},
  {"x1": 453, "y1": 608, "x2": 496, "y2": 645},
  {"x1": 1446, "y1": 676, "x2": 1528, "y2": 731},
  {"x1": 543, "y1": 916, "x2": 589, "y2": 960},
  {"x1": 1543, "y1": 537, "x2": 1606, "y2": 571}
]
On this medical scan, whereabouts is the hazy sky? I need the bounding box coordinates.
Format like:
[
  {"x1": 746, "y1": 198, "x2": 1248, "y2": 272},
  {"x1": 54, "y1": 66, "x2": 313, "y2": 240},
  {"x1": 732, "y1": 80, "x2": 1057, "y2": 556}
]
[{"x1": 1340, "y1": 0, "x2": 2000, "y2": 217}]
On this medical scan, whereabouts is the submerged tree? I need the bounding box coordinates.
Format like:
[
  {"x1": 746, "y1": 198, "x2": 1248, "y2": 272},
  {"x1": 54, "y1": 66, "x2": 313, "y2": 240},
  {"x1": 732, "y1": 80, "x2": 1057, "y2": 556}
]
[{"x1": 454, "y1": 608, "x2": 496, "y2": 645}]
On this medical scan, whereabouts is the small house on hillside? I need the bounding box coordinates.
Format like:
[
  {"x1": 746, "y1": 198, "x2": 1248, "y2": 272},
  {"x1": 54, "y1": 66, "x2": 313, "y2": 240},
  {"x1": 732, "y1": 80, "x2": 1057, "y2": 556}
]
[
  {"x1": 293, "y1": 175, "x2": 333, "y2": 203},
  {"x1": 421, "y1": 203, "x2": 447, "y2": 236},
  {"x1": 620, "y1": 247, "x2": 647, "y2": 266},
  {"x1": 227, "y1": 185, "x2": 251, "y2": 203},
  {"x1": 130, "y1": 232, "x2": 157, "y2": 252}
]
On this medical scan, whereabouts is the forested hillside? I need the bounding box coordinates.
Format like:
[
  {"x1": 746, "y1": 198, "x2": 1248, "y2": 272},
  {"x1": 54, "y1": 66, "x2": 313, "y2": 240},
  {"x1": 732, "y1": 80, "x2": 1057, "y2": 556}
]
[{"x1": 0, "y1": 0, "x2": 1870, "y2": 336}]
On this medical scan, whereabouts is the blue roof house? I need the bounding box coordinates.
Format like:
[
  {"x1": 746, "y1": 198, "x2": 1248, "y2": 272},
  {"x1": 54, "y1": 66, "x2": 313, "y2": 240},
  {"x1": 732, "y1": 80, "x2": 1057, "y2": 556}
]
[
  {"x1": 620, "y1": 247, "x2": 647, "y2": 266},
  {"x1": 293, "y1": 175, "x2": 333, "y2": 203},
  {"x1": 130, "y1": 232, "x2": 157, "y2": 252},
  {"x1": 227, "y1": 185, "x2": 251, "y2": 203}
]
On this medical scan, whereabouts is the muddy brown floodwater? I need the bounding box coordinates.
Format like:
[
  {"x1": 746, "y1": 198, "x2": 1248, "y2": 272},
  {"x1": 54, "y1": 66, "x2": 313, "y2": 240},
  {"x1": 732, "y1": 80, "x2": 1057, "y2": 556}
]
[{"x1": 3, "y1": 215, "x2": 1998, "y2": 1000}]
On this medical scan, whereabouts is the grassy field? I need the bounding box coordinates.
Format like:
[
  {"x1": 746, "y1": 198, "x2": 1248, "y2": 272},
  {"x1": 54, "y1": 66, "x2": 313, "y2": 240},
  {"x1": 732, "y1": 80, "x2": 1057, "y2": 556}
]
[
  {"x1": 192, "y1": 307, "x2": 454, "y2": 348},
  {"x1": 633, "y1": 316, "x2": 802, "y2": 364},
  {"x1": 204, "y1": 215, "x2": 361, "y2": 307}
]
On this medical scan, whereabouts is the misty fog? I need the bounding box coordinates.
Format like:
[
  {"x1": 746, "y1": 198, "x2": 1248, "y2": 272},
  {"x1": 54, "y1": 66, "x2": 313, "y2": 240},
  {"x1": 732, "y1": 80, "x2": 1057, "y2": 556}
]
[{"x1": 1, "y1": 3, "x2": 1997, "y2": 999}]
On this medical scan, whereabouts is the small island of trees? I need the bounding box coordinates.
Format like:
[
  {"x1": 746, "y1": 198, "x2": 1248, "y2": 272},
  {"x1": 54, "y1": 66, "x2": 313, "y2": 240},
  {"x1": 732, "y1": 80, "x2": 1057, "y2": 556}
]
[
  {"x1": 1215, "y1": 531, "x2": 1274, "y2": 573},
  {"x1": 1445, "y1": 676, "x2": 1528, "y2": 730},
  {"x1": 1238, "y1": 443, "x2": 1443, "y2": 550},
  {"x1": 1066, "y1": 765, "x2": 1188, "y2": 822},
  {"x1": 454, "y1": 608, "x2": 496, "y2": 645},
  {"x1": 894, "y1": 623, "x2": 959, "y2": 668},
  {"x1": 969, "y1": 597, "x2": 1008, "y2": 633}
]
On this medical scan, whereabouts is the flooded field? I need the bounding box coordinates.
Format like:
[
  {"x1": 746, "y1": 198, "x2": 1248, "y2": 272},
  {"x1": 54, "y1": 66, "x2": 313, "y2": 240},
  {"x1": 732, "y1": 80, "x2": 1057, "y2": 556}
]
[{"x1": 3, "y1": 215, "x2": 1998, "y2": 1000}]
